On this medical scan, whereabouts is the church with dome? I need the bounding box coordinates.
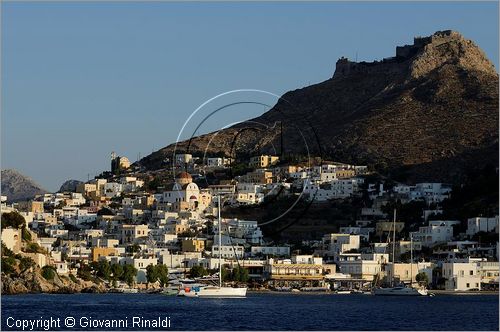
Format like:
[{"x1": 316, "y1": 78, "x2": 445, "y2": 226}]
[
  {"x1": 163, "y1": 172, "x2": 199, "y2": 203},
  {"x1": 162, "y1": 172, "x2": 211, "y2": 211}
]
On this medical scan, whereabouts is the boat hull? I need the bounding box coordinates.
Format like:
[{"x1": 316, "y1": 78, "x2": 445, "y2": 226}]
[
  {"x1": 373, "y1": 287, "x2": 428, "y2": 296},
  {"x1": 179, "y1": 286, "x2": 247, "y2": 298}
]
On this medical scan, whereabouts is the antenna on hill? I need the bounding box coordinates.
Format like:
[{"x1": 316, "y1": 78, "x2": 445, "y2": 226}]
[
  {"x1": 356, "y1": 51, "x2": 358, "y2": 62},
  {"x1": 280, "y1": 121, "x2": 284, "y2": 158}
]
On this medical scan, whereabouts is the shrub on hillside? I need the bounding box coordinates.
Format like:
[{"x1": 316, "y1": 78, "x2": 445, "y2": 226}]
[{"x1": 41, "y1": 266, "x2": 56, "y2": 280}]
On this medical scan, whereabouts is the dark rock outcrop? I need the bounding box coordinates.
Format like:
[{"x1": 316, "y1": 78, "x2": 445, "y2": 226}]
[{"x1": 59, "y1": 179, "x2": 84, "y2": 193}]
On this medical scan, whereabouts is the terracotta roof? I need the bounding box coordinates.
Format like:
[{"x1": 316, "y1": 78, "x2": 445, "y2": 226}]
[{"x1": 176, "y1": 172, "x2": 192, "y2": 179}]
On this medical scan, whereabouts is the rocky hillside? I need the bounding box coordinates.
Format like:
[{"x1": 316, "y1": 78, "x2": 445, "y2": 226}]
[
  {"x1": 138, "y1": 30, "x2": 498, "y2": 183},
  {"x1": 59, "y1": 179, "x2": 84, "y2": 193},
  {"x1": 1, "y1": 169, "x2": 47, "y2": 202},
  {"x1": 1, "y1": 265, "x2": 104, "y2": 295},
  {"x1": 1, "y1": 211, "x2": 105, "y2": 294}
]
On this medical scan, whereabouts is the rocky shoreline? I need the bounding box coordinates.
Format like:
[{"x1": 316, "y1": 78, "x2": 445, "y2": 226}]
[{"x1": 1, "y1": 269, "x2": 106, "y2": 295}]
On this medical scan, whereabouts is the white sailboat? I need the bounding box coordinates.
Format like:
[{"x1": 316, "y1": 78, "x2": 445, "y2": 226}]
[
  {"x1": 373, "y1": 209, "x2": 428, "y2": 296},
  {"x1": 179, "y1": 196, "x2": 247, "y2": 298}
]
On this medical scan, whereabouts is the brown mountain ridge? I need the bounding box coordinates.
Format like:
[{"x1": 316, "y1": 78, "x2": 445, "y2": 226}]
[{"x1": 138, "y1": 30, "x2": 499, "y2": 183}]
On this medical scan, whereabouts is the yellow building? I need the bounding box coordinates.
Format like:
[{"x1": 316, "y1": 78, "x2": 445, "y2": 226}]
[
  {"x1": 16, "y1": 200, "x2": 44, "y2": 213},
  {"x1": 175, "y1": 224, "x2": 189, "y2": 235},
  {"x1": 117, "y1": 224, "x2": 149, "y2": 244},
  {"x1": 76, "y1": 183, "x2": 98, "y2": 195},
  {"x1": 198, "y1": 190, "x2": 212, "y2": 207},
  {"x1": 91, "y1": 247, "x2": 118, "y2": 262},
  {"x1": 182, "y1": 239, "x2": 205, "y2": 252},
  {"x1": 111, "y1": 152, "x2": 130, "y2": 173},
  {"x1": 477, "y1": 261, "x2": 500, "y2": 284},
  {"x1": 29, "y1": 201, "x2": 44, "y2": 214},
  {"x1": 249, "y1": 155, "x2": 279, "y2": 168},
  {"x1": 386, "y1": 262, "x2": 434, "y2": 285},
  {"x1": 240, "y1": 170, "x2": 274, "y2": 184},
  {"x1": 334, "y1": 169, "x2": 356, "y2": 179},
  {"x1": 44, "y1": 215, "x2": 58, "y2": 225}
]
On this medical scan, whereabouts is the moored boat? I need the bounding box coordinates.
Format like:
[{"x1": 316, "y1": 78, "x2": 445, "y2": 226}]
[
  {"x1": 109, "y1": 287, "x2": 138, "y2": 293},
  {"x1": 178, "y1": 196, "x2": 247, "y2": 298},
  {"x1": 179, "y1": 285, "x2": 247, "y2": 298},
  {"x1": 373, "y1": 209, "x2": 428, "y2": 297},
  {"x1": 301, "y1": 286, "x2": 330, "y2": 292},
  {"x1": 373, "y1": 287, "x2": 428, "y2": 296}
]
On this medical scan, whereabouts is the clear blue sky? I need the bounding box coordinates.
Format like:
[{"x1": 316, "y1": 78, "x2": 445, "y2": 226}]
[{"x1": 2, "y1": 2, "x2": 498, "y2": 191}]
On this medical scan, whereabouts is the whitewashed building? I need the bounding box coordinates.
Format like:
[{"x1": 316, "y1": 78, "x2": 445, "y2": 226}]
[
  {"x1": 442, "y1": 261, "x2": 481, "y2": 291},
  {"x1": 250, "y1": 246, "x2": 290, "y2": 257},
  {"x1": 322, "y1": 233, "x2": 360, "y2": 262},
  {"x1": 211, "y1": 245, "x2": 245, "y2": 259},
  {"x1": 466, "y1": 216, "x2": 499, "y2": 236},
  {"x1": 235, "y1": 183, "x2": 265, "y2": 205},
  {"x1": 411, "y1": 220, "x2": 460, "y2": 247}
]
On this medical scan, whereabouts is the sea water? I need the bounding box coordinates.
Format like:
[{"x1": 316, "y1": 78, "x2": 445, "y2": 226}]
[{"x1": 2, "y1": 293, "x2": 498, "y2": 330}]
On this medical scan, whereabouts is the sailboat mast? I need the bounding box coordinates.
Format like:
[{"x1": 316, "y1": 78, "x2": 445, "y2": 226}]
[
  {"x1": 218, "y1": 195, "x2": 222, "y2": 288},
  {"x1": 410, "y1": 233, "x2": 413, "y2": 288},
  {"x1": 392, "y1": 208, "x2": 396, "y2": 287}
]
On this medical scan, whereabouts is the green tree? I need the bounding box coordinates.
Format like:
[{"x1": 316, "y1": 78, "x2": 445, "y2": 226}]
[
  {"x1": 69, "y1": 273, "x2": 78, "y2": 283},
  {"x1": 1, "y1": 257, "x2": 16, "y2": 274},
  {"x1": 97, "y1": 260, "x2": 111, "y2": 280},
  {"x1": 231, "y1": 267, "x2": 241, "y2": 282},
  {"x1": 231, "y1": 266, "x2": 249, "y2": 282},
  {"x1": 97, "y1": 207, "x2": 115, "y2": 216},
  {"x1": 41, "y1": 266, "x2": 56, "y2": 280},
  {"x1": 221, "y1": 267, "x2": 231, "y2": 282},
  {"x1": 52, "y1": 237, "x2": 62, "y2": 248},
  {"x1": 1, "y1": 212, "x2": 26, "y2": 229},
  {"x1": 21, "y1": 228, "x2": 32, "y2": 241},
  {"x1": 89, "y1": 261, "x2": 100, "y2": 278},
  {"x1": 122, "y1": 264, "x2": 137, "y2": 286},
  {"x1": 25, "y1": 242, "x2": 45, "y2": 254},
  {"x1": 146, "y1": 264, "x2": 159, "y2": 285},
  {"x1": 415, "y1": 272, "x2": 429, "y2": 286},
  {"x1": 126, "y1": 244, "x2": 141, "y2": 254},
  {"x1": 18, "y1": 257, "x2": 36, "y2": 272},
  {"x1": 1, "y1": 242, "x2": 14, "y2": 257},
  {"x1": 189, "y1": 265, "x2": 208, "y2": 278},
  {"x1": 155, "y1": 264, "x2": 169, "y2": 287},
  {"x1": 111, "y1": 263, "x2": 124, "y2": 281},
  {"x1": 77, "y1": 263, "x2": 93, "y2": 281}
]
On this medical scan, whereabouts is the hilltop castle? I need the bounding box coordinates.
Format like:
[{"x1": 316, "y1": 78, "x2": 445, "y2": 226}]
[{"x1": 333, "y1": 30, "x2": 461, "y2": 78}]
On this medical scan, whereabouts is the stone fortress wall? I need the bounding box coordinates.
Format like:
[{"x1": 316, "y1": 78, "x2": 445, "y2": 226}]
[{"x1": 333, "y1": 30, "x2": 459, "y2": 78}]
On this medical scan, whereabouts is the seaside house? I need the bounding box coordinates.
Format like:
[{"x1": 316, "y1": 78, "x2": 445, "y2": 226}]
[{"x1": 442, "y1": 260, "x2": 482, "y2": 291}]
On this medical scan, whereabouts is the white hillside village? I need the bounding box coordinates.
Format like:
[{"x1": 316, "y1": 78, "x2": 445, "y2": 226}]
[{"x1": 1, "y1": 152, "x2": 498, "y2": 295}]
